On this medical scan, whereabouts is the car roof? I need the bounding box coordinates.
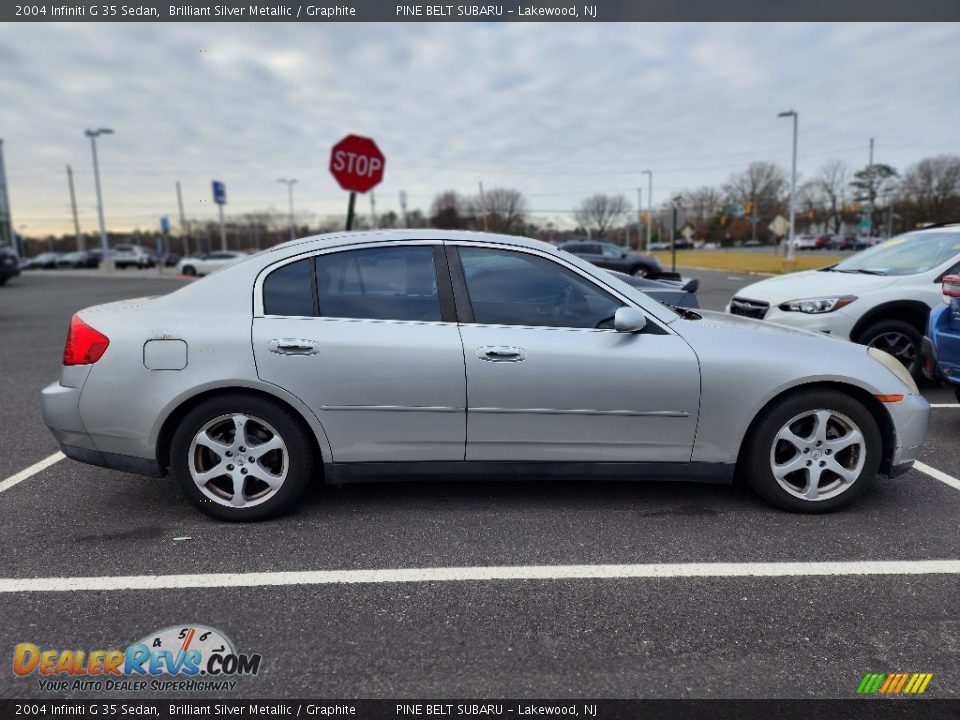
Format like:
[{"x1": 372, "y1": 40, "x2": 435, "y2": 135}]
[{"x1": 263, "y1": 229, "x2": 554, "y2": 256}]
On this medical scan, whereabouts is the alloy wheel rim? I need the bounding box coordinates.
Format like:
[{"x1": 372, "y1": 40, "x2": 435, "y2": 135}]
[
  {"x1": 188, "y1": 413, "x2": 288, "y2": 509},
  {"x1": 867, "y1": 331, "x2": 917, "y2": 367},
  {"x1": 769, "y1": 409, "x2": 866, "y2": 502}
]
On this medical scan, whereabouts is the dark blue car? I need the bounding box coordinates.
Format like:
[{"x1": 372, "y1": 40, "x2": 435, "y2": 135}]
[{"x1": 921, "y1": 274, "x2": 960, "y2": 402}]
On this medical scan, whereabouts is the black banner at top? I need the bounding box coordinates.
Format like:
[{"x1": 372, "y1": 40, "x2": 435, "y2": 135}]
[{"x1": 4, "y1": 0, "x2": 960, "y2": 23}]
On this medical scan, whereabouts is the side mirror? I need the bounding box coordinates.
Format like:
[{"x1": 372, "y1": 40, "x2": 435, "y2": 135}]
[
  {"x1": 943, "y1": 275, "x2": 960, "y2": 299},
  {"x1": 614, "y1": 307, "x2": 648, "y2": 333}
]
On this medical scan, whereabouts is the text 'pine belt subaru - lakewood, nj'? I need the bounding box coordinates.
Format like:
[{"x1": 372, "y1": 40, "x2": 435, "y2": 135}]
[{"x1": 42, "y1": 230, "x2": 929, "y2": 520}]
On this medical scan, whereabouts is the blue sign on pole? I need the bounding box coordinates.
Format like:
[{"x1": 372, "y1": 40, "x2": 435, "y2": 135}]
[
  {"x1": 160, "y1": 216, "x2": 170, "y2": 234},
  {"x1": 212, "y1": 180, "x2": 226, "y2": 205}
]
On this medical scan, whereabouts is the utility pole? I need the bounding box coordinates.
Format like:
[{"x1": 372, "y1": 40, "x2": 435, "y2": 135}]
[
  {"x1": 641, "y1": 170, "x2": 653, "y2": 251},
  {"x1": 277, "y1": 178, "x2": 297, "y2": 241},
  {"x1": 85, "y1": 128, "x2": 114, "y2": 269},
  {"x1": 399, "y1": 191, "x2": 408, "y2": 227},
  {"x1": 0, "y1": 140, "x2": 19, "y2": 256},
  {"x1": 176, "y1": 181, "x2": 189, "y2": 256},
  {"x1": 67, "y1": 165, "x2": 83, "y2": 251},
  {"x1": 478, "y1": 181, "x2": 489, "y2": 231},
  {"x1": 869, "y1": 137, "x2": 874, "y2": 167},
  {"x1": 636, "y1": 188, "x2": 643, "y2": 252},
  {"x1": 778, "y1": 110, "x2": 798, "y2": 265},
  {"x1": 369, "y1": 189, "x2": 377, "y2": 229}
]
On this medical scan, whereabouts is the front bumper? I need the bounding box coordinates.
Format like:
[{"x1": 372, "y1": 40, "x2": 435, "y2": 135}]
[{"x1": 883, "y1": 392, "x2": 931, "y2": 475}]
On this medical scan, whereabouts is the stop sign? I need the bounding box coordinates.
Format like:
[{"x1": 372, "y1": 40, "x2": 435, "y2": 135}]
[{"x1": 329, "y1": 135, "x2": 385, "y2": 193}]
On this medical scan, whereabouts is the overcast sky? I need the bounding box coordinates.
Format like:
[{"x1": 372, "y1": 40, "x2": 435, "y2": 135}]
[{"x1": 1, "y1": 22, "x2": 958, "y2": 236}]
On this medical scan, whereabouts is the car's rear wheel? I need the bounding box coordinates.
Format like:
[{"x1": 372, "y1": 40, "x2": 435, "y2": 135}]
[
  {"x1": 170, "y1": 394, "x2": 315, "y2": 521},
  {"x1": 182, "y1": 265, "x2": 197, "y2": 276},
  {"x1": 859, "y1": 320, "x2": 922, "y2": 376},
  {"x1": 742, "y1": 389, "x2": 881, "y2": 512}
]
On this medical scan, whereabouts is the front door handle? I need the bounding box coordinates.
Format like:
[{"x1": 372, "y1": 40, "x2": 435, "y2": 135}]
[
  {"x1": 268, "y1": 338, "x2": 320, "y2": 355},
  {"x1": 478, "y1": 346, "x2": 526, "y2": 362}
]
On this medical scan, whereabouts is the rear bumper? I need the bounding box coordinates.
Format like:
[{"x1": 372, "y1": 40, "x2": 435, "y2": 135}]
[{"x1": 41, "y1": 380, "x2": 162, "y2": 477}]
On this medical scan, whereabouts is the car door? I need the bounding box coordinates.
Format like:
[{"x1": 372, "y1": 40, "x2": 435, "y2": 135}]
[
  {"x1": 450, "y1": 244, "x2": 701, "y2": 462},
  {"x1": 252, "y1": 242, "x2": 466, "y2": 462}
]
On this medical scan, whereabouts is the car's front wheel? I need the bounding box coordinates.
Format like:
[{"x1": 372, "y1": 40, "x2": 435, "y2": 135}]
[
  {"x1": 630, "y1": 265, "x2": 649, "y2": 278},
  {"x1": 181, "y1": 265, "x2": 197, "y2": 276},
  {"x1": 170, "y1": 393, "x2": 316, "y2": 521},
  {"x1": 742, "y1": 389, "x2": 881, "y2": 512}
]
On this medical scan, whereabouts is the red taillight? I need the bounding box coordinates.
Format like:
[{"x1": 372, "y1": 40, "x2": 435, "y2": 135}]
[
  {"x1": 63, "y1": 315, "x2": 110, "y2": 366},
  {"x1": 942, "y1": 275, "x2": 960, "y2": 299}
]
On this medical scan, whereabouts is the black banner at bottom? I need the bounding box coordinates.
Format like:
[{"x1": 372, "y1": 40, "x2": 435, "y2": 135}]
[{"x1": 2, "y1": 700, "x2": 959, "y2": 720}]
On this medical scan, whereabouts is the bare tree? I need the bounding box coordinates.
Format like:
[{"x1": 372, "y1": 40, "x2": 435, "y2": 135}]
[
  {"x1": 899, "y1": 155, "x2": 960, "y2": 222},
  {"x1": 574, "y1": 194, "x2": 631, "y2": 239},
  {"x1": 723, "y1": 162, "x2": 788, "y2": 211},
  {"x1": 681, "y1": 186, "x2": 723, "y2": 221},
  {"x1": 809, "y1": 160, "x2": 849, "y2": 234},
  {"x1": 471, "y1": 187, "x2": 528, "y2": 234},
  {"x1": 430, "y1": 190, "x2": 468, "y2": 229}
]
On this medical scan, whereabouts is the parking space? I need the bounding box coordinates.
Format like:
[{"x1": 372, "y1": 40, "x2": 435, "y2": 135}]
[{"x1": 1, "y1": 268, "x2": 957, "y2": 699}]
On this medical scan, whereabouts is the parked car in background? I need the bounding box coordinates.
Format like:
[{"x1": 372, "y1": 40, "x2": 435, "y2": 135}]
[
  {"x1": 608, "y1": 270, "x2": 700, "y2": 309},
  {"x1": 921, "y1": 274, "x2": 960, "y2": 402},
  {"x1": 728, "y1": 226, "x2": 960, "y2": 376},
  {"x1": 41, "y1": 230, "x2": 927, "y2": 520},
  {"x1": 794, "y1": 235, "x2": 820, "y2": 251},
  {"x1": 0, "y1": 245, "x2": 20, "y2": 285},
  {"x1": 57, "y1": 250, "x2": 101, "y2": 269},
  {"x1": 827, "y1": 235, "x2": 857, "y2": 251},
  {"x1": 152, "y1": 252, "x2": 182, "y2": 268},
  {"x1": 176, "y1": 251, "x2": 248, "y2": 276},
  {"x1": 24, "y1": 252, "x2": 62, "y2": 269},
  {"x1": 743, "y1": 239, "x2": 762, "y2": 247},
  {"x1": 112, "y1": 244, "x2": 154, "y2": 269},
  {"x1": 559, "y1": 241, "x2": 662, "y2": 277},
  {"x1": 855, "y1": 236, "x2": 884, "y2": 251}
]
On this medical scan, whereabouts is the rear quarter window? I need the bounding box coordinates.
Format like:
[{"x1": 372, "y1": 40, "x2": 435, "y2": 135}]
[{"x1": 263, "y1": 259, "x2": 316, "y2": 317}]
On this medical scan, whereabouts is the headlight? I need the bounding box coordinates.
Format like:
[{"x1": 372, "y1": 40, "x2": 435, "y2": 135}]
[
  {"x1": 778, "y1": 295, "x2": 857, "y2": 314},
  {"x1": 868, "y1": 347, "x2": 919, "y2": 394}
]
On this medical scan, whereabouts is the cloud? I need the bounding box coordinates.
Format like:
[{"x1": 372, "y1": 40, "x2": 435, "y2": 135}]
[{"x1": 1, "y1": 22, "x2": 957, "y2": 235}]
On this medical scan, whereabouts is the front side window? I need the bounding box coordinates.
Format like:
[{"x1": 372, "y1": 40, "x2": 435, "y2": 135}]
[
  {"x1": 600, "y1": 244, "x2": 623, "y2": 257},
  {"x1": 458, "y1": 247, "x2": 622, "y2": 329},
  {"x1": 315, "y1": 246, "x2": 441, "y2": 321}
]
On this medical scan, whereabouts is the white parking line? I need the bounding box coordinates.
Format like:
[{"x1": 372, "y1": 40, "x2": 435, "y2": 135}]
[
  {"x1": 0, "y1": 560, "x2": 957, "y2": 593},
  {"x1": 0, "y1": 452, "x2": 64, "y2": 494},
  {"x1": 914, "y1": 461, "x2": 960, "y2": 492},
  {"x1": 930, "y1": 403, "x2": 960, "y2": 408}
]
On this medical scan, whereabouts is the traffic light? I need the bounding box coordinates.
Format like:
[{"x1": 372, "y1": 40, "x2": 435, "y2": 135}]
[
  {"x1": 807, "y1": 209, "x2": 814, "y2": 220},
  {"x1": 745, "y1": 201, "x2": 754, "y2": 216}
]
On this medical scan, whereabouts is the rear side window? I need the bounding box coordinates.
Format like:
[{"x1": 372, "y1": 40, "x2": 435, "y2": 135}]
[
  {"x1": 263, "y1": 259, "x2": 315, "y2": 317},
  {"x1": 315, "y1": 246, "x2": 441, "y2": 322}
]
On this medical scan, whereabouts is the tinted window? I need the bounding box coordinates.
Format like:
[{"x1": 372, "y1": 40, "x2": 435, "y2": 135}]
[
  {"x1": 315, "y1": 246, "x2": 440, "y2": 322},
  {"x1": 263, "y1": 259, "x2": 315, "y2": 317},
  {"x1": 600, "y1": 244, "x2": 623, "y2": 257},
  {"x1": 458, "y1": 247, "x2": 622, "y2": 329},
  {"x1": 563, "y1": 243, "x2": 585, "y2": 253}
]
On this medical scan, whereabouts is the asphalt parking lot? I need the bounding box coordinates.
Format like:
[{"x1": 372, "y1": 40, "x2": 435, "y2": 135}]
[{"x1": 0, "y1": 268, "x2": 957, "y2": 700}]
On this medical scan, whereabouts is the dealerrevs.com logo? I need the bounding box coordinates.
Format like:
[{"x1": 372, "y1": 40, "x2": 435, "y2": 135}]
[{"x1": 13, "y1": 624, "x2": 262, "y2": 693}]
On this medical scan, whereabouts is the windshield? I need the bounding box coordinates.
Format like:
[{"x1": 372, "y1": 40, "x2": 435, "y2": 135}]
[{"x1": 832, "y1": 231, "x2": 960, "y2": 275}]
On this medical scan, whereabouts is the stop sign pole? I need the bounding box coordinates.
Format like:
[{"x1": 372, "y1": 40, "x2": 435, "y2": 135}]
[{"x1": 329, "y1": 135, "x2": 385, "y2": 230}]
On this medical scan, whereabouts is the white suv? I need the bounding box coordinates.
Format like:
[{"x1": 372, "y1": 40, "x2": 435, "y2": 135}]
[
  {"x1": 112, "y1": 244, "x2": 153, "y2": 269},
  {"x1": 728, "y1": 225, "x2": 960, "y2": 375}
]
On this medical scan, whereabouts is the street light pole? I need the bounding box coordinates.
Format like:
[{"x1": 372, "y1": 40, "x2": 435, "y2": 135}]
[
  {"x1": 641, "y1": 170, "x2": 652, "y2": 251},
  {"x1": 778, "y1": 110, "x2": 798, "y2": 265},
  {"x1": 85, "y1": 128, "x2": 114, "y2": 269},
  {"x1": 277, "y1": 178, "x2": 297, "y2": 241},
  {"x1": 671, "y1": 195, "x2": 682, "y2": 273}
]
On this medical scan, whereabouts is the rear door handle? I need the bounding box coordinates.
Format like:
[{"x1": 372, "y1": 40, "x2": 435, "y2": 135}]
[
  {"x1": 268, "y1": 338, "x2": 320, "y2": 355},
  {"x1": 478, "y1": 346, "x2": 526, "y2": 362}
]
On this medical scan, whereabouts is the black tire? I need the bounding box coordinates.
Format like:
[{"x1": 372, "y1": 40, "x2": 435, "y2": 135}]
[
  {"x1": 742, "y1": 389, "x2": 881, "y2": 513},
  {"x1": 857, "y1": 319, "x2": 922, "y2": 377},
  {"x1": 955, "y1": 386, "x2": 960, "y2": 404},
  {"x1": 182, "y1": 265, "x2": 197, "y2": 276},
  {"x1": 170, "y1": 393, "x2": 316, "y2": 521}
]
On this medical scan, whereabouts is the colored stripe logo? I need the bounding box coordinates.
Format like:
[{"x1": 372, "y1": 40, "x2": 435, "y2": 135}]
[{"x1": 857, "y1": 673, "x2": 933, "y2": 694}]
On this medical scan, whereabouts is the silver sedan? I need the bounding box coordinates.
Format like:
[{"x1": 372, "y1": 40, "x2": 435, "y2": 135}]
[{"x1": 41, "y1": 231, "x2": 930, "y2": 520}]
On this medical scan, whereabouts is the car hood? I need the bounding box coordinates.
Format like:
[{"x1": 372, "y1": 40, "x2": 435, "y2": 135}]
[
  {"x1": 692, "y1": 309, "x2": 836, "y2": 339},
  {"x1": 733, "y1": 269, "x2": 898, "y2": 304}
]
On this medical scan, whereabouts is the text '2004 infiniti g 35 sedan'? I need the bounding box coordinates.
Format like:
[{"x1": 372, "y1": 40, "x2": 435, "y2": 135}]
[{"x1": 41, "y1": 231, "x2": 930, "y2": 520}]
